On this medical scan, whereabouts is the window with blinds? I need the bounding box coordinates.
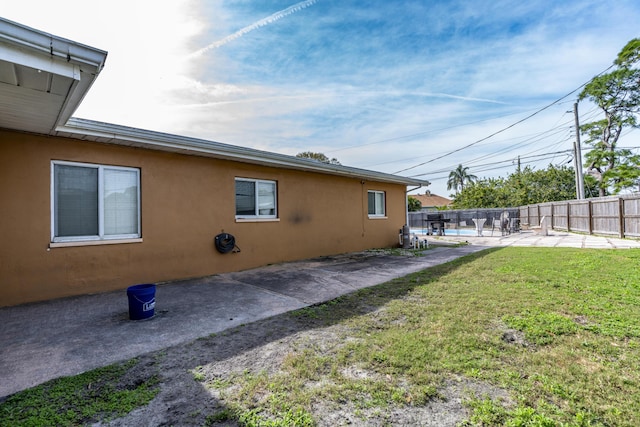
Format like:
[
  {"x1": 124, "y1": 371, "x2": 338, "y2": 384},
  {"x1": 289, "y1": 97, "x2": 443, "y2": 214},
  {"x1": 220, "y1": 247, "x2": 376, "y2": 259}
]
[
  {"x1": 52, "y1": 161, "x2": 140, "y2": 242},
  {"x1": 235, "y1": 178, "x2": 277, "y2": 219}
]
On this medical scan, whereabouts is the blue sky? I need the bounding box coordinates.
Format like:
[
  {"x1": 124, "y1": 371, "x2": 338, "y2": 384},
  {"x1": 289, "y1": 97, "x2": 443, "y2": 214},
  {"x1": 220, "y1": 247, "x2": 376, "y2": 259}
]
[{"x1": 4, "y1": 1, "x2": 640, "y2": 196}]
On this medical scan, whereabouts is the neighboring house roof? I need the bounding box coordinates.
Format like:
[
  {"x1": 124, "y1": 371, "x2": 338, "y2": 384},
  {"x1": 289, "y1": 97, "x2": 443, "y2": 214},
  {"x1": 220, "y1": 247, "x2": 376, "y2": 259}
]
[
  {"x1": 411, "y1": 193, "x2": 452, "y2": 208},
  {"x1": 0, "y1": 17, "x2": 429, "y2": 188}
]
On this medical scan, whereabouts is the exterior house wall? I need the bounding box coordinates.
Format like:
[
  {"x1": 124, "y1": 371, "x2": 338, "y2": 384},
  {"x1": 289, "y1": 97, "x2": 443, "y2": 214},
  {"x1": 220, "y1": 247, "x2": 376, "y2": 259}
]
[{"x1": 1, "y1": 129, "x2": 406, "y2": 306}]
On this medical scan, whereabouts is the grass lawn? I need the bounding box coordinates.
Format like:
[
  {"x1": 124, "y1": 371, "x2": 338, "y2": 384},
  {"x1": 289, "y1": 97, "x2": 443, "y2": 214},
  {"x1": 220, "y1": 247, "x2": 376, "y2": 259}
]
[
  {"x1": 0, "y1": 359, "x2": 160, "y2": 426},
  {"x1": 217, "y1": 247, "x2": 640, "y2": 426},
  {"x1": 2, "y1": 247, "x2": 640, "y2": 426}
]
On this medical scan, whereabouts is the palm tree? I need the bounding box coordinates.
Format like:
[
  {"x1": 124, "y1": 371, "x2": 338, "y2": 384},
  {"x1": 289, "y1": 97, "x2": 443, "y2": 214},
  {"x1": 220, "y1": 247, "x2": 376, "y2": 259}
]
[{"x1": 447, "y1": 164, "x2": 477, "y2": 194}]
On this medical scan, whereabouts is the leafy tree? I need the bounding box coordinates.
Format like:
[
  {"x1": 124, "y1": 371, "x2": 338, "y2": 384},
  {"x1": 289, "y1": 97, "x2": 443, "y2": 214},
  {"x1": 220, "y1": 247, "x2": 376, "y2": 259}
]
[
  {"x1": 447, "y1": 164, "x2": 477, "y2": 195},
  {"x1": 407, "y1": 196, "x2": 422, "y2": 212},
  {"x1": 452, "y1": 165, "x2": 597, "y2": 208},
  {"x1": 514, "y1": 165, "x2": 580, "y2": 205},
  {"x1": 296, "y1": 152, "x2": 341, "y2": 165},
  {"x1": 452, "y1": 177, "x2": 507, "y2": 208},
  {"x1": 578, "y1": 38, "x2": 640, "y2": 196}
]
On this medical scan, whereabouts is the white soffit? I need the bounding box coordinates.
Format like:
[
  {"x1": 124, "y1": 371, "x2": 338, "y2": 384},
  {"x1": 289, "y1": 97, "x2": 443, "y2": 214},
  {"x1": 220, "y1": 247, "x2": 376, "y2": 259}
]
[{"x1": 0, "y1": 17, "x2": 106, "y2": 134}]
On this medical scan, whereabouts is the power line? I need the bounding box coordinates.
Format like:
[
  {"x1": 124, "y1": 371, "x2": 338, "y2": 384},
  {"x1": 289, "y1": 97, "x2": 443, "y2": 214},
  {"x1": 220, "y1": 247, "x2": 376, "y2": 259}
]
[
  {"x1": 424, "y1": 155, "x2": 574, "y2": 183},
  {"x1": 408, "y1": 149, "x2": 574, "y2": 178},
  {"x1": 392, "y1": 64, "x2": 615, "y2": 175},
  {"x1": 365, "y1": 118, "x2": 572, "y2": 169},
  {"x1": 420, "y1": 143, "x2": 640, "y2": 184},
  {"x1": 462, "y1": 125, "x2": 572, "y2": 168},
  {"x1": 325, "y1": 107, "x2": 546, "y2": 155},
  {"x1": 412, "y1": 125, "x2": 573, "y2": 177},
  {"x1": 392, "y1": 102, "x2": 572, "y2": 174}
]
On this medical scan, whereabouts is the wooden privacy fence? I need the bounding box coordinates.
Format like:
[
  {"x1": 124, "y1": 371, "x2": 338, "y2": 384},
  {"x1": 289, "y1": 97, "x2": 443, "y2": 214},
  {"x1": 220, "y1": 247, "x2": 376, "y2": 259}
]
[{"x1": 519, "y1": 194, "x2": 640, "y2": 239}]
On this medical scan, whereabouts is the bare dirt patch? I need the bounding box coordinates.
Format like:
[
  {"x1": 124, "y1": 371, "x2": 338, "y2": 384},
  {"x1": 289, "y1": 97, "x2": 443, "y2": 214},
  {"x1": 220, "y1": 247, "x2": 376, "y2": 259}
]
[
  {"x1": 501, "y1": 328, "x2": 529, "y2": 347},
  {"x1": 100, "y1": 305, "x2": 510, "y2": 426}
]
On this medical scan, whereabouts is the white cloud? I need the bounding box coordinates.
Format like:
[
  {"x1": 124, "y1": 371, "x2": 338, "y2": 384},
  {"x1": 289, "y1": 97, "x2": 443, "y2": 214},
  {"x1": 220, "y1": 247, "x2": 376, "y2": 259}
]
[
  {"x1": 4, "y1": 0, "x2": 206, "y2": 130},
  {"x1": 190, "y1": 0, "x2": 319, "y2": 56}
]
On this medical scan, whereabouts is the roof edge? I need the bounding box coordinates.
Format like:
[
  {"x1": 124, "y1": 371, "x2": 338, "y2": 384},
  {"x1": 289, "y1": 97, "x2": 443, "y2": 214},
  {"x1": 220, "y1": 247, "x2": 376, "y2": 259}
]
[
  {"x1": 57, "y1": 118, "x2": 430, "y2": 187},
  {"x1": 0, "y1": 17, "x2": 108, "y2": 132},
  {"x1": 0, "y1": 17, "x2": 107, "y2": 71}
]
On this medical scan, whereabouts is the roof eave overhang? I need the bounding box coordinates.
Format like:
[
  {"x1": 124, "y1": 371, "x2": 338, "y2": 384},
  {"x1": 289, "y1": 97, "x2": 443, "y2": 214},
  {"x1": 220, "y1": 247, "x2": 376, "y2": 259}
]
[
  {"x1": 0, "y1": 17, "x2": 107, "y2": 133},
  {"x1": 56, "y1": 118, "x2": 430, "y2": 187},
  {"x1": 0, "y1": 18, "x2": 107, "y2": 70}
]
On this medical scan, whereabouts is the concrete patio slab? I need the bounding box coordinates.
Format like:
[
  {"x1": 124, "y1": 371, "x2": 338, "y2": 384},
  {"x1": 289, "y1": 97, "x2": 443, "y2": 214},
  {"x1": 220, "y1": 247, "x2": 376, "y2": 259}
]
[
  {"x1": 0, "y1": 245, "x2": 483, "y2": 398},
  {"x1": 427, "y1": 230, "x2": 640, "y2": 249}
]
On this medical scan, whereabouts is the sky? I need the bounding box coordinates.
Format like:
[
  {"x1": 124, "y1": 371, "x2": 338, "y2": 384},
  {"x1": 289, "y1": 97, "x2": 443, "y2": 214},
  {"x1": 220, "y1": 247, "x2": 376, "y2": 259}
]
[{"x1": 4, "y1": 0, "x2": 640, "y2": 197}]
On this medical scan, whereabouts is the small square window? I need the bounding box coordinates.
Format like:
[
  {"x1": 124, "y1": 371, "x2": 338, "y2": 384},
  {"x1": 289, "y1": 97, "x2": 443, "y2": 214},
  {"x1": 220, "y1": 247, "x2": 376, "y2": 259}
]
[
  {"x1": 235, "y1": 178, "x2": 277, "y2": 218},
  {"x1": 368, "y1": 190, "x2": 386, "y2": 217}
]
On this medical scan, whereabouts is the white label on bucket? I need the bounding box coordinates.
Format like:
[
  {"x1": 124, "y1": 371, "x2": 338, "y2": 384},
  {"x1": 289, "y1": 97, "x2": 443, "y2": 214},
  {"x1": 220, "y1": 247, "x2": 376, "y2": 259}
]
[{"x1": 143, "y1": 300, "x2": 155, "y2": 312}]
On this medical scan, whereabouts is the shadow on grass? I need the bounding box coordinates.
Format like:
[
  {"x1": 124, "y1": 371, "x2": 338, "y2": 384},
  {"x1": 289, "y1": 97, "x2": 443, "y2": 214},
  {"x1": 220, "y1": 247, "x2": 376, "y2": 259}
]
[
  {"x1": 112, "y1": 248, "x2": 499, "y2": 425},
  {"x1": 1, "y1": 247, "x2": 500, "y2": 426}
]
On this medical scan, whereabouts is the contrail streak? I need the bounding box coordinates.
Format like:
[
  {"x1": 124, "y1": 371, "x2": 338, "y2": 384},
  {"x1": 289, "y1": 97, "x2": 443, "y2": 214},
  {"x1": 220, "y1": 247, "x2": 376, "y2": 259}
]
[{"x1": 190, "y1": 0, "x2": 318, "y2": 57}]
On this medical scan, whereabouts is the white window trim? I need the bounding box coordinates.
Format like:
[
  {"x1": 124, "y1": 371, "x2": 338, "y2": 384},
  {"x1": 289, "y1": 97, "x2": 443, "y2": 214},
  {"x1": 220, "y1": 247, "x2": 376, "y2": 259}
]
[
  {"x1": 235, "y1": 218, "x2": 281, "y2": 223},
  {"x1": 368, "y1": 190, "x2": 387, "y2": 219},
  {"x1": 51, "y1": 160, "x2": 141, "y2": 244},
  {"x1": 235, "y1": 177, "x2": 278, "y2": 220},
  {"x1": 49, "y1": 238, "x2": 143, "y2": 249}
]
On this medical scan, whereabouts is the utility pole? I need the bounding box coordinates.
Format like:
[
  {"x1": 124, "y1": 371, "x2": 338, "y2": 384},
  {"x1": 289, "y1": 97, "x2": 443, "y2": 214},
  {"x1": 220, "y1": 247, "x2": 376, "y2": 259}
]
[{"x1": 573, "y1": 102, "x2": 585, "y2": 199}]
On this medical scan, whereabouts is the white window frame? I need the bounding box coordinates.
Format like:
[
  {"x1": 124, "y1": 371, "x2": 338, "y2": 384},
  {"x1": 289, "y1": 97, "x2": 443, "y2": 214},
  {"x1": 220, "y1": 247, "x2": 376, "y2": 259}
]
[
  {"x1": 51, "y1": 161, "x2": 141, "y2": 243},
  {"x1": 235, "y1": 177, "x2": 278, "y2": 220},
  {"x1": 368, "y1": 190, "x2": 386, "y2": 218}
]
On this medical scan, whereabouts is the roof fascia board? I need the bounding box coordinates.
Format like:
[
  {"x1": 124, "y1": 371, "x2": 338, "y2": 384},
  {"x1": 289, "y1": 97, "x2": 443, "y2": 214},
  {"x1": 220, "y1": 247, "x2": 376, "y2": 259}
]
[
  {"x1": 0, "y1": 41, "x2": 81, "y2": 80},
  {"x1": 0, "y1": 18, "x2": 107, "y2": 71},
  {"x1": 58, "y1": 118, "x2": 429, "y2": 186},
  {"x1": 53, "y1": 77, "x2": 81, "y2": 131}
]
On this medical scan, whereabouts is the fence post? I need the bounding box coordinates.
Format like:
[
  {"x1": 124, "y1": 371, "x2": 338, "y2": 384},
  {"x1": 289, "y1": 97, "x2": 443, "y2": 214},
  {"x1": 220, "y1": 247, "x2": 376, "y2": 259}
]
[
  {"x1": 518, "y1": 195, "x2": 636, "y2": 238},
  {"x1": 619, "y1": 197, "x2": 625, "y2": 239},
  {"x1": 588, "y1": 200, "x2": 593, "y2": 235}
]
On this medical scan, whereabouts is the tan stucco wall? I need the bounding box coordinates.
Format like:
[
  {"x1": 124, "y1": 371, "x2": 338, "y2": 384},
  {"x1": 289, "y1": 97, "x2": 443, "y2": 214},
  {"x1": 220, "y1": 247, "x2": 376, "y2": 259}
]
[{"x1": 0, "y1": 130, "x2": 408, "y2": 307}]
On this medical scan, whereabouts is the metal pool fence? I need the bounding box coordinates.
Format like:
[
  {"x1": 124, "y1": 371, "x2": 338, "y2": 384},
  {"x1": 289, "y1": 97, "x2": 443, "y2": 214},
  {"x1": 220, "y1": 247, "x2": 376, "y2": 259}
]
[{"x1": 408, "y1": 193, "x2": 640, "y2": 239}]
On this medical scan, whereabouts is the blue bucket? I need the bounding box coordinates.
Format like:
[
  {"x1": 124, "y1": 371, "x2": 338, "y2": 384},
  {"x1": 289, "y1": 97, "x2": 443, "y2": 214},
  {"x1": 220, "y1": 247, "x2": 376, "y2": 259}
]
[{"x1": 126, "y1": 284, "x2": 156, "y2": 320}]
